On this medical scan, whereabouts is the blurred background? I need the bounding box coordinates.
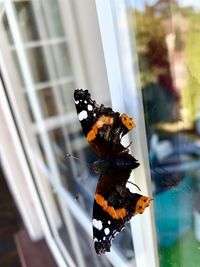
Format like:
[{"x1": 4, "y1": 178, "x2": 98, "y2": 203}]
[{"x1": 0, "y1": 1, "x2": 200, "y2": 267}]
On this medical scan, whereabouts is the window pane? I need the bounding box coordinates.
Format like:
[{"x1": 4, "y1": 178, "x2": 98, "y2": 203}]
[
  {"x1": 59, "y1": 82, "x2": 76, "y2": 112},
  {"x1": 12, "y1": 50, "x2": 24, "y2": 86},
  {"x1": 14, "y1": 1, "x2": 39, "y2": 42},
  {"x1": 41, "y1": 0, "x2": 65, "y2": 38},
  {"x1": 128, "y1": 1, "x2": 200, "y2": 266},
  {"x1": 37, "y1": 88, "x2": 58, "y2": 118},
  {"x1": 2, "y1": 13, "x2": 14, "y2": 44},
  {"x1": 52, "y1": 43, "x2": 73, "y2": 78},
  {"x1": 26, "y1": 47, "x2": 49, "y2": 83}
]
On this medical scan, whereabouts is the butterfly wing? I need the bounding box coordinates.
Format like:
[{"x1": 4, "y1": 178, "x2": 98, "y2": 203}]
[
  {"x1": 74, "y1": 89, "x2": 136, "y2": 157},
  {"x1": 93, "y1": 172, "x2": 152, "y2": 255},
  {"x1": 74, "y1": 89, "x2": 151, "y2": 255}
]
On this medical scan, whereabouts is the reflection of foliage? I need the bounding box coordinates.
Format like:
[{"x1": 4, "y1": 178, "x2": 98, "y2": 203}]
[
  {"x1": 182, "y1": 15, "x2": 200, "y2": 123},
  {"x1": 132, "y1": 7, "x2": 174, "y2": 94},
  {"x1": 129, "y1": 5, "x2": 176, "y2": 136},
  {"x1": 133, "y1": 8, "x2": 165, "y2": 86}
]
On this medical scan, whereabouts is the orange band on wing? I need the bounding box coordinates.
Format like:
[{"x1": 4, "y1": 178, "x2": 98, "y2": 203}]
[
  {"x1": 87, "y1": 115, "x2": 114, "y2": 142},
  {"x1": 134, "y1": 196, "x2": 152, "y2": 215},
  {"x1": 120, "y1": 114, "x2": 136, "y2": 131},
  {"x1": 95, "y1": 193, "x2": 126, "y2": 219}
]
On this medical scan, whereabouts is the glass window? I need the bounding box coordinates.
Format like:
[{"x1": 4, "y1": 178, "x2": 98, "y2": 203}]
[
  {"x1": 37, "y1": 88, "x2": 58, "y2": 118},
  {"x1": 51, "y1": 43, "x2": 73, "y2": 78},
  {"x1": 14, "y1": 1, "x2": 39, "y2": 42},
  {"x1": 12, "y1": 50, "x2": 24, "y2": 86},
  {"x1": 59, "y1": 82, "x2": 79, "y2": 112},
  {"x1": 2, "y1": 12, "x2": 14, "y2": 44},
  {"x1": 126, "y1": 1, "x2": 200, "y2": 266},
  {"x1": 40, "y1": 0, "x2": 65, "y2": 38},
  {"x1": 25, "y1": 47, "x2": 49, "y2": 83}
]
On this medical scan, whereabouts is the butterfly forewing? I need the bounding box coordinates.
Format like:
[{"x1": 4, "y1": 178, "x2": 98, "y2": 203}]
[{"x1": 74, "y1": 89, "x2": 136, "y2": 157}]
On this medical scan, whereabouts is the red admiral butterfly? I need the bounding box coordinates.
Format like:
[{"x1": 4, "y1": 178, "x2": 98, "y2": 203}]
[{"x1": 74, "y1": 89, "x2": 152, "y2": 255}]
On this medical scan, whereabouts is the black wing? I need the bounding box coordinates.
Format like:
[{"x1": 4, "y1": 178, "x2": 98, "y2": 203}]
[
  {"x1": 93, "y1": 172, "x2": 152, "y2": 255},
  {"x1": 74, "y1": 89, "x2": 136, "y2": 157}
]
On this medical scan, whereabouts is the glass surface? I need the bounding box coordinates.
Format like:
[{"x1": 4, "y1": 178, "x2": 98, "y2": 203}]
[
  {"x1": 14, "y1": 1, "x2": 39, "y2": 42},
  {"x1": 59, "y1": 82, "x2": 76, "y2": 112},
  {"x1": 2, "y1": 13, "x2": 14, "y2": 44},
  {"x1": 12, "y1": 50, "x2": 24, "y2": 86},
  {"x1": 37, "y1": 88, "x2": 58, "y2": 118},
  {"x1": 25, "y1": 47, "x2": 49, "y2": 83},
  {"x1": 40, "y1": 0, "x2": 65, "y2": 38},
  {"x1": 127, "y1": 1, "x2": 200, "y2": 266},
  {"x1": 52, "y1": 43, "x2": 73, "y2": 78}
]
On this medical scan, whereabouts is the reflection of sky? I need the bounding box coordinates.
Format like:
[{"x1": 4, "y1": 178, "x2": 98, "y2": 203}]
[
  {"x1": 126, "y1": 0, "x2": 157, "y2": 11},
  {"x1": 126, "y1": 0, "x2": 200, "y2": 11},
  {"x1": 179, "y1": 0, "x2": 200, "y2": 11}
]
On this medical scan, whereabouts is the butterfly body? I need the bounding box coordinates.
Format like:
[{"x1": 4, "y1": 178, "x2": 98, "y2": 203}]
[
  {"x1": 74, "y1": 89, "x2": 152, "y2": 255},
  {"x1": 92, "y1": 155, "x2": 140, "y2": 174}
]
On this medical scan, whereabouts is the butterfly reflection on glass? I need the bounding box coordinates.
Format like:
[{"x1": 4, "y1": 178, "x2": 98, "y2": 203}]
[{"x1": 74, "y1": 89, "x2": 152, "y2": 255}]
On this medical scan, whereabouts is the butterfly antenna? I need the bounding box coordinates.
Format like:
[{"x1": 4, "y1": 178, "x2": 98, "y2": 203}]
[
  {"x1": 126, "y1": 141, "x2": 133, "y2": 149},
  {"x1": 66, "y1": 153, "x2": 91, "y2": 166},
  {"x1": 127, "y1": 181, "x2": 141, "y2": 191}
]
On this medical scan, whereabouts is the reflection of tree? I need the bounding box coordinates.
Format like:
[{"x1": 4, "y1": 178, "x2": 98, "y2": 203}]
[
  {"x1": 134, "y1": 6, "x2": 175, "y2": 96},
  {"x1": 182, "y1": 16, "x2": 200, "y2": 124},
  {"x1": 130, "y1": 6, "x2": 177, "y2": 136}
]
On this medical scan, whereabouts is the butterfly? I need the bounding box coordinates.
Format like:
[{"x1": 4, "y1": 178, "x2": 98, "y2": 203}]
[{"x1": 74, "y1": 89, "x2": 152, "y2": 255}]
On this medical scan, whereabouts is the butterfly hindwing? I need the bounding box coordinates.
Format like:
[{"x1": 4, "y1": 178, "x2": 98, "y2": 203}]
[{"x1": 93, "y1": 174, "x2": 152, "y2": 255}]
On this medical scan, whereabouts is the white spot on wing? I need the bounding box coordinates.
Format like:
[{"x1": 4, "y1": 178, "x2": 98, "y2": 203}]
[
  {"x1": 87, "y1": 104, "x2": 93, "y2": 111},
  {"x1": 93, "y1": 219, "x2": 103, "y2": 230},
  {"x1": 108, "y1": 221, "x2": 111, "y2": 225},
  {"x1": 93, "y1": 237, "x2": 98, "y2": 243},
  {"x1": 104, "y1": 228, "x2": 110, "y2": 235},
  {"x1": 74, "y1": 100, "x2": 79, "y2": 104},
  {"x1": 103, "y1": 236, "x2": 106, "y2": 241},
  {"x1": 84, "y1": 100, "x2": 87, "y2": 104},
  {"x1": 78, "y1": 110, "x2": 87, "y2": 121}
]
